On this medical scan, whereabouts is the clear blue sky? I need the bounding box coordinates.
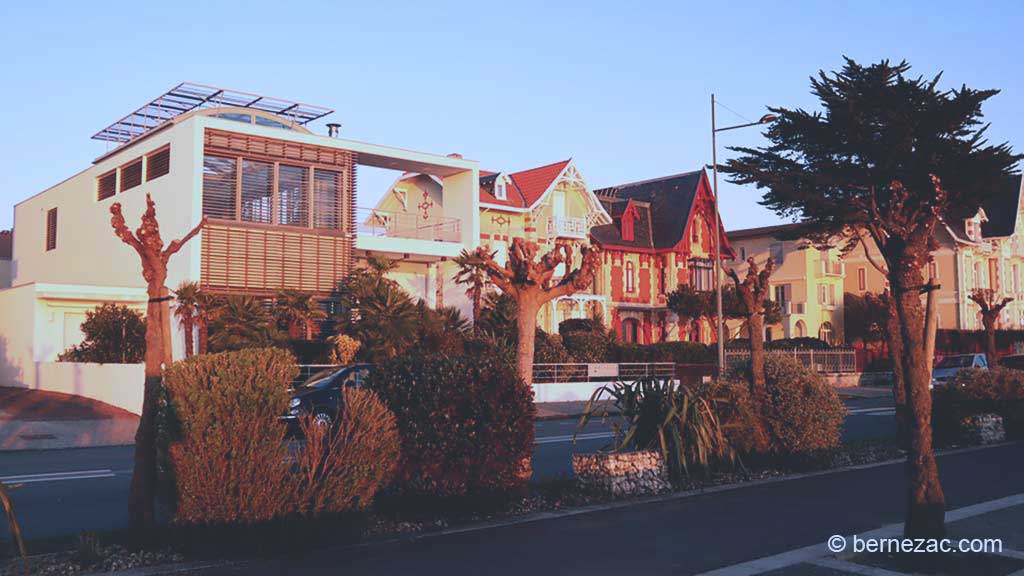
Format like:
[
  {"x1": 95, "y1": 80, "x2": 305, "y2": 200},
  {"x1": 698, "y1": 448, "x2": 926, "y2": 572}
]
[{"x1": 2, "y1": 1, "x2": 1021, "y2": 231}]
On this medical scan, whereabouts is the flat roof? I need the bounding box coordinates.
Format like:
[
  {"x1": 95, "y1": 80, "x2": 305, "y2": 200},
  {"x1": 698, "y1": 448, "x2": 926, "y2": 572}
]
[{"x1": 92, "y1": 82, "x2": 333, "y2": 144}]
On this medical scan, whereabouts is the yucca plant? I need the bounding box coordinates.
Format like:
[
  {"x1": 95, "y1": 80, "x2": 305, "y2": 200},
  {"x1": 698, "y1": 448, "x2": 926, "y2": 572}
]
[{"x1": 575, "y1": 377, "x2": 735, "y2": 482}]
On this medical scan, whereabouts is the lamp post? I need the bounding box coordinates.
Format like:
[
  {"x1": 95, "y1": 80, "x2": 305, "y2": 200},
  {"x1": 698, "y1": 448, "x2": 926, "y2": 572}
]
[{"x1": 711, "y1": 94, "x2": 776, "y2": 371}]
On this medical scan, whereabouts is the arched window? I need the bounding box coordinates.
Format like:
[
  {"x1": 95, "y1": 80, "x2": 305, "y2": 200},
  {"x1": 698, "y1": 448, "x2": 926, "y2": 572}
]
[
  {"x1": 625, "y1": 261, "x2": 636, "y2": 292},
  {"x1": 818, "y1": 321, "x2": 834, "y2": 345},
  {"x1": 794, "y1": 320, "x2": 806, "y2": 338},
  {"x1": 622, "y1": 318, "x2": 641, "y2": 344}
]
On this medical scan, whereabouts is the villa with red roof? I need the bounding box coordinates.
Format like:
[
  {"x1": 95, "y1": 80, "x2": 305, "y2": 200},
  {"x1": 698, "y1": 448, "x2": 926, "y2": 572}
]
[{"x1": 368, "y1": 158, "x2": 612, "y2": 329}]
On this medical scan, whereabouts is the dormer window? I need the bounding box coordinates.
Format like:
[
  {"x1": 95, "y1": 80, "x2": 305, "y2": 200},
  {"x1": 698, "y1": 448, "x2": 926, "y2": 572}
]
[
  {"x1": 622, "y1": 211, "x2": 635, "y2": 242},
  {"x1": 495, "y1": 176, "x2": 507, "y2": 201}
]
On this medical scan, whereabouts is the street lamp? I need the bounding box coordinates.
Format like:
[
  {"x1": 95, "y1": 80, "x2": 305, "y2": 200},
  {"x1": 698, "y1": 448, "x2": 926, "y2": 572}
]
[{"x1": 710, "y1": 94, "x2": 776, "y2": 372}]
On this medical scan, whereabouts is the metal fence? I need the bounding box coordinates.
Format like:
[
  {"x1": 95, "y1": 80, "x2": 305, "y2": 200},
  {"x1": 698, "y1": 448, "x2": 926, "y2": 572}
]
[
  {"x1": 724, "y1": 348, "x2": 858, "y2": 373},
  {"x1": 293, "y1": 364, "x2": 342, "y2": 387},
  {"x1": 533, "y1": 362, "x2": 676, "y2": 384}
]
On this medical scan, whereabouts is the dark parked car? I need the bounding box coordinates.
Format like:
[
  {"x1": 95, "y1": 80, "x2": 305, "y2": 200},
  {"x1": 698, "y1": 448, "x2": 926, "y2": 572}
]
[
  {"x1": 930, "y1": 353, "x2": 987, "y2": 388},
  {"x1": 281, "y1": 364, "x2": 373, "y2": 431},
  {"x1": 999, "y1": 354, "x2": 1024, "y2": 371}
]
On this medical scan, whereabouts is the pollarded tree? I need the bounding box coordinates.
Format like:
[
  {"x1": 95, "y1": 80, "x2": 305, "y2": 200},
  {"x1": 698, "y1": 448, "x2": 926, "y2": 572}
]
[
  {"x1": 726, "y1": 257, "x2": 775, "y2": 393},
  {"x1": 473, "y1": 238, "x2": 601, "y2": 383},
  {"x1": 110, "y1": 195, "x2": 204, "y2": 530},
  {"x1": 969, "y1": 288, "x2": 1013, "y2": 365},
  {"x1": 724, "y1": 58, "x2": 1020, "y2": 539}
]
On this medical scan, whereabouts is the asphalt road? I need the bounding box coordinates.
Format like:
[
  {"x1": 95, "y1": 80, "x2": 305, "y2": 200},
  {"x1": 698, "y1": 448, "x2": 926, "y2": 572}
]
[{"x1": 0, "y1": 396, "x2": 894, "y2": 542}]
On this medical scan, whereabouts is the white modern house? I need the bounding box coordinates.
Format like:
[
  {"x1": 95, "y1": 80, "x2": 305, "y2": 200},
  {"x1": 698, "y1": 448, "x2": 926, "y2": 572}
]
[{"x1": 0, "y1": 83, "x2": 480, "y2": 411}]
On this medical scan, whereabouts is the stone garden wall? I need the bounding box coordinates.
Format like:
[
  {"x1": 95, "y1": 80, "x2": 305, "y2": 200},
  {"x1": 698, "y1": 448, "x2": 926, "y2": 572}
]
[{"x1": 572, "y1": 450, "x2": 670, "y2": 496}]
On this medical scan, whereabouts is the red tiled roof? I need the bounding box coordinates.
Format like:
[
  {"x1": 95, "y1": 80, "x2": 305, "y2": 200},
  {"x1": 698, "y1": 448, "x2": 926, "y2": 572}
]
[{"x1": 479, "y1": 159, "x2": 571, "y2": 209}]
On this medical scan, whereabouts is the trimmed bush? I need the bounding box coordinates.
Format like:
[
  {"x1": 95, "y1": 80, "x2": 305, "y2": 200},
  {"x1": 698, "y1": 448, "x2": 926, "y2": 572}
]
[
  {"x1": 558, "y1": 318, "x2": 605, "y2": 336},
  {"x1": 562, "y1": 330, "x2": 612, "y2": 363},
  {"x1": 933, "y1": 367, "x2": 1024, "y2": 443},
  {"x1": 164, "y1": 347, "x2": 399, "y2": 526},
  {"x1": 366, "y1": 352, "x2": 535, "y2": 497},
  {"x1": 611, "y1": 341, "x2": 714, "y2": 364},
  {"x1": 57, "y1": 303, "x2": 146, "y2": 363},
  {"x1": 535, "y1": 329, "x2": 573, "y2": 364},
  {"x1": 719, "y1": 354, "x2": 845, "y2": 460}
]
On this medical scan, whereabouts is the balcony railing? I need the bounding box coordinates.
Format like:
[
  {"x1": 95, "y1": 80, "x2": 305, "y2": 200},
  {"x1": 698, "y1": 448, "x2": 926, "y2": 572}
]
[
  {"x1": 547, "y1": 216, "x2": 587, "y2": 239},
  {"x1": 356, "y1": 207, "x2": 460, "y2": 243},
  {"x1": 782, "y1": 301, "x2": 806, "y2": 315},
  {"x1": 820, "y1": 260, "x2": 845, "y2": 277}
]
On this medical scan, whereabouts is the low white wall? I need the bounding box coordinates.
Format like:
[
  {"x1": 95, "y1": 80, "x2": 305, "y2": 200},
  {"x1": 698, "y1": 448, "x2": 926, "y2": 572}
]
[
  {"x1": 25, "y1": 362, "x2": 145, "y2": 415},
  {"x1": 533, "y1": 381, "x2": 610, "y2": 403}
]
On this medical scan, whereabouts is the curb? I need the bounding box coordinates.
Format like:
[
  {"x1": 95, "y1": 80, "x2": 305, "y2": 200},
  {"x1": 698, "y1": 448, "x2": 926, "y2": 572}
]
[{"x1": 78, "y1": 439, "x2": 1024, "y2": 576}]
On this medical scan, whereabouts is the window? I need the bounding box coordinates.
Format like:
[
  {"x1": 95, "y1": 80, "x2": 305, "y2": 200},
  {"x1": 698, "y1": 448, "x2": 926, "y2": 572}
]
[
  {"x1": 120, "y1": 159, "x2": 142, "y2": 192},
  {"x1": 625, "y1": 261, "x2": 636, "y2": 293},
  {"x1": 622, "y1": 318, "x2": 641, "y2": 344},
  {"x1": 1014, "y1": 264, "x2": 1021, "y2": 294},
  {"x1": 621, "y1": 213, "x2": 635, "y2": 242},
  {"x1": 45, "y1": 207, "x2": 57, "y2": 251},
  {"x1": 819, "y1": 284, "x2": 835, "y2": 307},
  {"x1": 858, "y1": 267, "x2": 866, "y2": 291},
  {"x1": 818, "y1": 322, "x2": 834, "y2": 345},
  {"x1": 740, "y1": 247, "x2": 746, "y2": 261},
  {"x1": 769, "y1": 242, "x2": 784, "y2": 266},
  {"x1": 202, "y1": 155, "x2": 238, "y2": 219},
  {"x1": 254, "y1": 116, "x2": 293, "y2": 130},
  {"x1": 928, "y1": 261, "x2": 938, "y2": 281},
  {"x1": 966, "y1": 220, "x2": 980, "y2": 241},
  {"x1": 495, "y1": 177, "x2": 507, "y2": 200},
  {"x1": 97, "y1": 170, "x2": 116, "y2": 200},
  {"x1": 278, "y1": 164, "x2": 310, "y2": 226},
  {"x1": 313, "y1": 169, "x2": 342, "y2": 229},
  {"x1": 240, "y1": 159, "x2": 274, "y2": 223},
  {"x1": 774, "y1": 284, "x2": 789, "y2": 308},
  {"x1": 690, "y1": 260, "x2": 714, "y2": 291},
  {"x1": 214, "y1": 112, "x2": 253, "y2": 123},
  {"x1": 974, "y1": 261, "x2": 984, "y2": 289},
  {"x1": 794, "y1": 320, "x2": 806, "y2": 338},
  {"x1": 146, "y1": 147, "x2": 170, "y2": 181},
  {"x1": 990, "y1": 259, "x2": 1000, "y2": 293}
]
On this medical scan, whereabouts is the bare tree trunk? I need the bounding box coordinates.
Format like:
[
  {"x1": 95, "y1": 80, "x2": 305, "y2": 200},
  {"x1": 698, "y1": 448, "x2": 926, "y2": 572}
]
[
  {"x1": 197, "y1": 320, "x2": 209, "y2": 355},
  {"x1": 983, "y1": 316, "x2": 997, "y2": 366},
  {"x1": 748, "y1": 312, "x2": 766, "y2": 394},
  {"x1": 128, "y1": 289, "x2": 165, "y2": 531},
  {"x1": 517, "y1": 296, "x2": 540, "y2": 385},
  {"x1": 472, "y1": 287, "x2": 483, "y2": 334},
  {"x1": 182, "y1": 320, "x2": 194, "y2": 358},
  {"x1": 885, "y1": 295, "x2": 908, "y2": 444},
  {"x1": 893, "y1": 262, "x2": 946, "y2": 539}
]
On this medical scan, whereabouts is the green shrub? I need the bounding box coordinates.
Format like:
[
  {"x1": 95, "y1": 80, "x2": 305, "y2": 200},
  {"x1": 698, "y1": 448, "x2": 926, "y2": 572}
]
[
  {"x1": 933, "y1": 367, "x2": 1024, "y2": 443},
  {"x1": 366, "y1": 352, "x2": 535, "y2": 497},
  {"x1": 562, "y1": 330, "x2": 612, "y2": 363},
  {"x1": 164, "y1": 348, "x2": 399, "y2": 525},
  {"x1": 558, "y1": 318, "x2": 604, "y2": 336},
  {"x1": 577, "y1": 377, "x2": 734, "y2": 482},
  {"x1": 610, "y1": 341, "x2": 714, "y2": 364},
  {"x1": 535, "y1": 329, "x2": 573, "y2": 364},
  {"x1": 57, "y1": 303, "x2": 146, "y2": 363},
  {"x1": 720, "y1": 355, "x2": 845, "y2": 460}
]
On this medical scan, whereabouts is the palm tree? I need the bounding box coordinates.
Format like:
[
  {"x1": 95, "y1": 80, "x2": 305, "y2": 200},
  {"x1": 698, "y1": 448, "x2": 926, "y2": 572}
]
[
  {"x1": 453, "y1": 248, "x2": 491, "y2": 331},
  {"x1": 348, "y1": 280, "x2": 418, "y2": 362},
  {"x1": 194, "y1": 291, "x2": 222, "y2": 355},
  {"x1": 207, "y1": 295, "x2": 283, "y2": 353},
  {"x1": 173, "y1": 281, "x2": 201, "y2": 357},
  {"x1": 274, "y1": 289, "x2": 327, "y2": 340}
]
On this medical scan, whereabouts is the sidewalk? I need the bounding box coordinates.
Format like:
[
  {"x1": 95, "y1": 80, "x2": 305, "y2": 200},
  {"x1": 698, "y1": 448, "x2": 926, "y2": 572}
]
[{"x1": 0, "y1": 387, "x2": 138, "y2": 450}]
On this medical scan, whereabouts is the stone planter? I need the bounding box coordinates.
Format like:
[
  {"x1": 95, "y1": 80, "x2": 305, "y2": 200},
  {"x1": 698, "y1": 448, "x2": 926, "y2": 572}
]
[
  {"x1": 572, "y1": 450, "x2": 670, "y2": 496},
  {"x1": 960, "y1": 413, "x2": 1005, "y2": 445}
]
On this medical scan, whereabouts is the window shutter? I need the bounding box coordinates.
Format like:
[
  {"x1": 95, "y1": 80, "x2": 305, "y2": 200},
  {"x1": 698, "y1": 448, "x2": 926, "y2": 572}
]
[
  {"x1": 120, "y1": 159, "x2": 143, "y2": 191},
  {"x1": 146, "y1": 147, "x2": 170, "y2": 181},
  {"x1": 277, "y1": 164, "x2": 309, "y2": 227},
  {"x1": 313, "y1": 169, "x2": 341, "y2": 229},
  {"x1": 202, "y1": 155, "x2": 238, "y2": 219},
  {"x1": 46, "y1": 208, "x2": 57, "y2": 251},
  {"x1": 241, "y1": 159, "x2": 274, "y2": 223},
  {"x1": 97, "y1": 170, "x2": 116, "y2": 200}
]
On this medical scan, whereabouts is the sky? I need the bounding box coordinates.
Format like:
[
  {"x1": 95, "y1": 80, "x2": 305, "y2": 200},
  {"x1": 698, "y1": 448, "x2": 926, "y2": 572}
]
[{"x1": 1, "y1": 0, "x2": 1022, "y2": 232}]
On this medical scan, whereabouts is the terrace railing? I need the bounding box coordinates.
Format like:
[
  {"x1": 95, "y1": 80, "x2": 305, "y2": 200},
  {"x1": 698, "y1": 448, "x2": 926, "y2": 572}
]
[
  {"x1": 724, "y1": 348, "x2": 857, "y2": 373},
  {"x1": 356, "y1": 207, "x2": 460, "y2": 243},
  {"x1": 533, "y1": 362, "x2": 676, "y2": 384}
]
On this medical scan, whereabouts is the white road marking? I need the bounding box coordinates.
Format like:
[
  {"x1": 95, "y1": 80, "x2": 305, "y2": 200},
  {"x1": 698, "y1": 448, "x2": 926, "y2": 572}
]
[
  {"x1": 848, "y1": 407, "x2": 895, "y2": 415},
  {"x1": 535, "y1": 431, "x2": 616, "y2": 445},
  {"x1": 1, "y1": 469, "x2": 115, "y2": 484}
]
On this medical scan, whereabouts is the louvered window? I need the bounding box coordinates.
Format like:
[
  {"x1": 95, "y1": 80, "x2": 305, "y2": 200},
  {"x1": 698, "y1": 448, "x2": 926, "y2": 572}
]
[
  {"x1": 313, "y1": 169, "x2": 341, "y2": 229},
  {"x1": 203, "y1": 155, "x2": 237, "y2": 219},
  {"x1": 46, "y1": 208, "x2": 57, "y2": 251},
  {"x1": 97, "y1": 170, "x2": 116, "y2": 201},
  {"x1": 278, "y1": 164, "x2": 309, "y2": 227},
  {"x1": 146, "y1": 147, "x2": 170, "y2": 181},
  {"x1": 241, "y1": 159, "x2": 274, "y2": 223},
  {"x1": 120, "y1": 159, "x2": 142, "y2": 191}
]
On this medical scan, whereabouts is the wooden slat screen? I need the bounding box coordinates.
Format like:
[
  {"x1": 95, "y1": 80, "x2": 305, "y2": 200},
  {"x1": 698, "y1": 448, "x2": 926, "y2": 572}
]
[
  {"x1": 205, "y1": 128, "x2": 355, "y2": 167},
  {"x1": 241, "y1": 159, "x2": 274, "y2": 224},
  {"x1": 120, "y1": 159, "x2": 142, "y2": 191},
  {"x1": 313, "y1": 168, "x2": 341, "y2": 229},
  {"x1": 46, "y1": 207, "x2": 57, "y2": 251},
  {"x1": 97, "y1": 170, "x2": 116, "y2": 201},
  {"x1": 146, "y1": 147, "x2": 170, "y2": 181},
  {"x1": 277, "y1": 164, "x2": 309, "y2": 227},
  {"x1": 203, "y1": 155, "x2": 237, "y2": 219},
  {"x1": 201, "y1": 220, "x2": 354, "y2": 296}
]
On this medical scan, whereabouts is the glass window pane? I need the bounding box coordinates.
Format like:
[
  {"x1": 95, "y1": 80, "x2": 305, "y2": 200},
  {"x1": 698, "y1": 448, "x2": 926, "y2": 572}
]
[
  {"x1": 313, "y1": 169, "x2": 341, "y2": 229},
  {"x1": 278, "y1": 164, "x2": 309, "y2": 227},
  {"x1": 241, "y1": 160, "x2": 273, "y2": 223},
  {"x1": 255, "y1": 116, "x2": 292, "y2": 130},
  {"x1": 202, "y1": 155, "x2": 237, "y2": 219}
]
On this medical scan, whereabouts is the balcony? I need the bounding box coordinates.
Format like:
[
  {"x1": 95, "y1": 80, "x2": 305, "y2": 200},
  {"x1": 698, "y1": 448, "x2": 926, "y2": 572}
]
[
  {"x1": 355, "y1": 207, "x2": 463, "y2": 258},
  {"x1": 782, "y1": 301, "x2": 806, "y2": 316},
  {"x1": 820, "y1": 260, "x2": 845, "y2": 277},
  {"x1": 547, "y1": 216, "x2": 587, "y2": 239}
]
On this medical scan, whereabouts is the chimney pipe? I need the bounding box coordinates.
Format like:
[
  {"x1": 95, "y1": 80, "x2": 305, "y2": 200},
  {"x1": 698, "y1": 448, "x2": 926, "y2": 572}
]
[{"x1": 326, "y1": 123, "x2": 342, "y2": 137}]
